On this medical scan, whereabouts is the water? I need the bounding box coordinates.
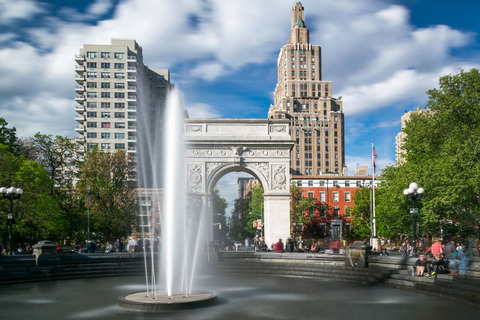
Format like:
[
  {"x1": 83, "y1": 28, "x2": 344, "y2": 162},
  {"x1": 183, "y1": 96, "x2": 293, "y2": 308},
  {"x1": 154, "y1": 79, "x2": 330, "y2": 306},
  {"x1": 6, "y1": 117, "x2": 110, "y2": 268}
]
[
  {"x1": 136, "y1": 88, "x2": 205, "y2": 298},
  {"x1": 2, "y1": 275, "x2": 478, "y2": 319}
]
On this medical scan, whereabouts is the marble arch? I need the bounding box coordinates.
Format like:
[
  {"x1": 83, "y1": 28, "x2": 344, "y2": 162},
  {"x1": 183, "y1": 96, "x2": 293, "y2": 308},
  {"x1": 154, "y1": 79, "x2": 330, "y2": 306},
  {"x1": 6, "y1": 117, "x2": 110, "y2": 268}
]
[{"x1": 184, "y1": 119, "x2": 294, "y2": 246}]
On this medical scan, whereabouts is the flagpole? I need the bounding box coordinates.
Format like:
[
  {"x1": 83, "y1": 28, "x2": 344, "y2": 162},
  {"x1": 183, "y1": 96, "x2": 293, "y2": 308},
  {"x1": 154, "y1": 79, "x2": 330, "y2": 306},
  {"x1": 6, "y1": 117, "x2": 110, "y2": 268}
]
[{"x1": 372, "y1": 141, "x2": 377, "y2": 239}]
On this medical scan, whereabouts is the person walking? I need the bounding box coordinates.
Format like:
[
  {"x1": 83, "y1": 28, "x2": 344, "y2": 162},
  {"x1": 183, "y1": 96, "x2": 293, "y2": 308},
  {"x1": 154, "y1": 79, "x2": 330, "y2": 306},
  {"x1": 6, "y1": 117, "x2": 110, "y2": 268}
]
[
  {"x1": 245, "y1": 237, "x2": 250, "y2": 252},
  {"x1": 114, "y1": 238, "x2": 123, "y2": 252}
]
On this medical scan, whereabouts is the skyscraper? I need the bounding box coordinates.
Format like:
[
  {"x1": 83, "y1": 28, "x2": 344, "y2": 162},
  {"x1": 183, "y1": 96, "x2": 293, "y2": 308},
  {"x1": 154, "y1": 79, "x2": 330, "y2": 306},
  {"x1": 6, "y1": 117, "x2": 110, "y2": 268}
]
[
  {"x1": 268, "y1": 2, "x2": 346, "y2": 176},
  {"x1": 74, "y1": 39, "x2": 171, "y2": 168}
]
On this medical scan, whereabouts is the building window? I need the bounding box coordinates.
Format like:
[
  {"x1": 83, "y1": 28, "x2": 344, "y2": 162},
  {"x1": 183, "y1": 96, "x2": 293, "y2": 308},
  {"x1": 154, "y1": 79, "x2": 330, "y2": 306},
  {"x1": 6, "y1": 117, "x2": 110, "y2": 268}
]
[
  {"x1": 346, "y1": 223, "x2": 351, "y2": 235},
  {"x1": 101, "y1": 52, "x2": 110, "y2": 58},
  {"x1": 101, "y1": 112, "x2": 110, "y2": 118},
  {"x1": 115, "y1": 83, "x2": 125, "y2": 89},
  {"x1": 320, "y1": 192, "x2": 325, "y2": 202},
  {"x1": 320, "y1": 206, "x2": 326, "y2": 217},
  {"x1": 86, "y1": 122, "x2": 97, "y2": 128},
  {"x1": 86, "y1": 112, "x2": 97, "y2": 117},
  {"x1": 345, "y1": 192, "x2": 351, "y2": 202},
  {"x1": 101, "y1": 133, "x2": 110, "y2": 139},
  {"x1": 115, "y1": 112, "x2": 125, "y2": 118},
  {"x1": 87, "y1": 143, "x2": 97, "y2": 149},
  {"x1": 308, "y1": 192, "x2": 314, "y2": 199},
  {"x1": 86, "y1": 133, "x2": 97, "y2": 139},
  {"x1": 115, "y1": 122, "x2": 125, "y2": 129},
  {"x1": 345, "y1": 181, "x2": 350, "y2": 187},
  {"x1": 115, "y1": 92, "x2": 125, "y2": 98},
  {"x1": 333, "y1": 192, "x2": 339, "y2": 202},
  {"x1": 114, "y1": 63, "x2": 124, "y2": 69},
  {"x1": 101, "y1": 92, "x2": 110, "y2": 98},
  {"x1": 101, "y1": 122, "x2": 111, "y2": 128},
  {"x1": 115, "y1": 73, "x2": 125, "y2": 79},
  {"x1": 101, "y1": 143, "x2": 110, "y2": 150},
  {"x1": 114, "y1": 52, "x2": 125, "y2": 59},
  {"x1": 345, "y1": 207, "x2": 352, "y2": 218},
  {"x1": 101, "y1": 102, "x2": 110, "y2": 108},
  {"x1": 86, "y1": 52, "x2": 97, "y2": 58},
  {"x1": 356, "y1": 181, "x2": 362, "y2": 187},
  {"x1": 334, "y1": 207, "x2": 339, "y2": 218},
  {"x1": 101, "y1": 82, "x2": 110, "y2": 88},
  {"x1": 86, "y1": 92, "x2": 97, "y2": 98},
  {"x1": 87, "y1": 82, "x2": 97, "y2": 88},
  {"x1": 115, "y1": 103, "x2": 125, "y2": 108},
  {"x1": 86, "y1": 72, "x2": 97, "y2": 78},
  {"x1": 101, "y1": 63, "x2": 110, "y2": 69},
  {"x1": 101, "y1": 72, "x2": 110, "y2": 78},
  {"x1": 115, "y1": 143, "x2": 125, "y2": 149},
  {"x1": 308, "y1": 180, "x2": 313, "y2": 186},
  {"x1": 87, "y1": 102, "x2": 97, "y2": 108},
  {"x1": 115, "y1": 133, "x2": 125, "y2": 139}
]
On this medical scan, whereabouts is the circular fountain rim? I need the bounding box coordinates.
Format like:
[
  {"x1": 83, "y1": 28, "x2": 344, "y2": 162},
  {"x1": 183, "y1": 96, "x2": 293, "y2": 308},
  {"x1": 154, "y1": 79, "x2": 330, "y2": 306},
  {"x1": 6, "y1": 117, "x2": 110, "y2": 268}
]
[{"x1": 120, "y1": 290, "x2": 217, "y2": 312}]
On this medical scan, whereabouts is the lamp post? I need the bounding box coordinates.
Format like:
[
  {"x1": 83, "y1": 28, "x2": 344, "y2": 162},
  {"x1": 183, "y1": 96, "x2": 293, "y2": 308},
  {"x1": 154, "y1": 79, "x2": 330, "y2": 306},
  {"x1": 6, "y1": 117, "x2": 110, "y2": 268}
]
[
  {"x1": 0, "y1": 187, "x2": 23, "y2": 255},
  {"x1": 87, "y1": 187, "x2": 91, "y2": 241},
  {"x1": 403, "y1": 183, "x2": 424, "y2": 256}
]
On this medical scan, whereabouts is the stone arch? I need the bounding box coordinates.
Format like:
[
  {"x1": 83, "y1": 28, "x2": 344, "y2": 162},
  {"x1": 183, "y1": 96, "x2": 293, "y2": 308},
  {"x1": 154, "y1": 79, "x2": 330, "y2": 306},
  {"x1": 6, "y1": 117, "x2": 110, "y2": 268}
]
[{"x1": 184, "y1": 119, "x2": 293, "y2": 246}]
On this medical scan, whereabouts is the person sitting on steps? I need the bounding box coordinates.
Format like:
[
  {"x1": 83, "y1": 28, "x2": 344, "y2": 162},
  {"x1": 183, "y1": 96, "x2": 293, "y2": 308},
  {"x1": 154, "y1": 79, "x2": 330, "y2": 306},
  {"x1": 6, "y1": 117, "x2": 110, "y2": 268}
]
[{"x1": 414, "y1": 254, "x2": 429, "y2": 276}]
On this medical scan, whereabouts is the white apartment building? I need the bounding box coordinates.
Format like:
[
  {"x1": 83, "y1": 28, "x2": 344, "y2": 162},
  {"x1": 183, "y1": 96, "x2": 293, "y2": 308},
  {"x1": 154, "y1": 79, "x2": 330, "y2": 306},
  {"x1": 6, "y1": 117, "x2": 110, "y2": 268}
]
[{"x1": 74, "y1": 39, "x2": 171, "y2": 166}]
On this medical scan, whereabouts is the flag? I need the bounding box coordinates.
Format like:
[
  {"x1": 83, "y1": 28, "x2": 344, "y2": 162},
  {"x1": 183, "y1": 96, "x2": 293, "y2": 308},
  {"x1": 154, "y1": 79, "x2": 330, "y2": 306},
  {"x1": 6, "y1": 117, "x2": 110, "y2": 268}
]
[{"x1": 372, "y1": 145, "x2": 377, "y2": 173}]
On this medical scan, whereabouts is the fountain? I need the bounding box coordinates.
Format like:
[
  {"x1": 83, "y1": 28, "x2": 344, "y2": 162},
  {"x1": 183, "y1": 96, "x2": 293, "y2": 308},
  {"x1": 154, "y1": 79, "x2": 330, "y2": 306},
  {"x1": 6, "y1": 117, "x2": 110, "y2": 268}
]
[{"x1": 121, "y1": 88, "x2": 216, "y2": 311}]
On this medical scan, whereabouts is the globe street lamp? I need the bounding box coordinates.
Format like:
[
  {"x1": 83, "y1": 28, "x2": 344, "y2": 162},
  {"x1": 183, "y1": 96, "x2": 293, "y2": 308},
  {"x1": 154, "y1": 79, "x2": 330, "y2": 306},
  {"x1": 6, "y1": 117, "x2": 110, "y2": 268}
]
[
  {"x1": 403, "y1": 183, "x2": 424, "y2": 256},
  {"x1": 0, "y1": 187, "x2": 23, "y2": 255}
]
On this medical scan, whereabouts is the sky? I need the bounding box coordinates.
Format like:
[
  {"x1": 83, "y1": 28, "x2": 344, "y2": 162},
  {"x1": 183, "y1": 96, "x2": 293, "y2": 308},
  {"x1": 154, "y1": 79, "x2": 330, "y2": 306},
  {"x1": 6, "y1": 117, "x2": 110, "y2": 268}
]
[{"x1": 1, "y1": 0, "x2": 479, "y2": 214}]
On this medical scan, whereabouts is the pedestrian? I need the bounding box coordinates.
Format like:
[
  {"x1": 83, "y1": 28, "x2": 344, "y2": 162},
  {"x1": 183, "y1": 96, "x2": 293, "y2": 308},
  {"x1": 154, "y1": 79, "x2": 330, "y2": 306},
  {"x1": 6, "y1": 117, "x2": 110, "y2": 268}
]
[
  {"x1": 114, "y1": 238, "x2": 123, "y2": 252},
  {"x1": 414, "y1": 254, "x2": 429, "y2": 276},
  {"x1": 245, "y1": 237, "x2": 250, "y2": 252},
  {"x1": 86, "y1": 240, "x2": 96, "y2": 253}
]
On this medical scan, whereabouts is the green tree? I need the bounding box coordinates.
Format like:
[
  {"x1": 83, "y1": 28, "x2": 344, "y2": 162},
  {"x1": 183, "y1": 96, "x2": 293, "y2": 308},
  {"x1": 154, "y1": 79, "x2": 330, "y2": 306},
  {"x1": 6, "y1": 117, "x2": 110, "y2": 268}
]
[
  {"x1": 0, "y1": 118, "x2": 19, "y2": 154},
  {"x1": 379, "y1": 69, "x2": 480, "y2": 240},
  {"x1": 350, "y1": 187, "x2": 372, "y2": 238},
  {"x1": 290, "y1": 182, "x2": 314, "y2": 233},
  {"x1": 230, "y1": 197, "x2": 251, "y2": 239},
  {"x1": 211, "y1": 188, "x2": 228, "y2": 240},
  {"x1": 0, "y1": 144, "x2": 62, "y2": 244},
  {"x1": 244, "y1": 184, "x2": 263, "y2": 236},
  {"x1": 77, "y1": 148, "x2": 137, "y2": 241}
]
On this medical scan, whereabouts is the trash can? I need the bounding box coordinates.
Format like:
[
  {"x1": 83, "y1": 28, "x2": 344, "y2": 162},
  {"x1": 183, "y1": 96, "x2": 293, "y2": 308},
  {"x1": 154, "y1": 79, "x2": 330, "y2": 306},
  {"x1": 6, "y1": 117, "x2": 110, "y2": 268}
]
[{"x1": 345, "y1": 241, "x2": 372, "y2": 267}]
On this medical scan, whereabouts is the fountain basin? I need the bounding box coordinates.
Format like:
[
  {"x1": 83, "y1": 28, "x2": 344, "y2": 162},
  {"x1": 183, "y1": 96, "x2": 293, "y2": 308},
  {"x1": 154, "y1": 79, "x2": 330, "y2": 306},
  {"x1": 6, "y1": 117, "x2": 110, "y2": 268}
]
[{"x1": 120, "y1": 291, "x2": 217, "y2": 312}]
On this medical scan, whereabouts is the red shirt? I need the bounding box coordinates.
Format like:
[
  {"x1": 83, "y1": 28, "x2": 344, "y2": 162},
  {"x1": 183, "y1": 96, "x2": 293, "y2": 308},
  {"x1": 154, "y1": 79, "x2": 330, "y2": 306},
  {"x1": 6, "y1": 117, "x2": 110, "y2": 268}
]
[
  {"x1": 274, "y1": 241, "x2": 284, "y2": 252},
  {"x1": 431, "y1": 242, "x2": 443, "y2": 257}
]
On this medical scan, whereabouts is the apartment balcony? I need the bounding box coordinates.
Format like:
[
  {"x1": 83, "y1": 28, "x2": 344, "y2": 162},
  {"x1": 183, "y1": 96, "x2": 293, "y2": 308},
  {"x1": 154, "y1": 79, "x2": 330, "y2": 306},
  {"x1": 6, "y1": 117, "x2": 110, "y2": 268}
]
[
  {"x1": 75, "y1": 54, "x2": 85, "y2": 62},
  {"x1": 127, "y1": 147, "x2": 136, "y2": 153},
  {"x1": 127, "y1": 106, "x2": 136, "y2": 112},
  {"x1": 128, "y1": 115, "x2": 137, "y2": 121},
  {"x1": 75, "y1": 105, "x2": 85, "y2": 112},
  {"x1": 127, "y1": 56, "x2": 136, "y2": 62},
  {"x1": 76, "y1": 155, "x2": 85, "y2": 162},
  {"x1": 75, "y1": 125, "x2": 85, "y2": 132},
  {"x1": 74, "y1": 85, "x2": 85, "y2": 92},
  {"x1": 127, "y1": 126, "x2": 136, "y2": 132},
  {"x1": 75, "y1": 64, "x2": 84, "y2": 72},
  {"x1": 127, "y1": 136, "x2": 137, "y2": 142},
  {"x1": 75, "y1": 74, "x2": 85, "y2": 82},
  {"x1": 139, "y1": 224, "x2": 152, "y2": 228},
  {"x1": 76, "y1": 146, "x2": 85, "y2": 153},
  {"x1": 127, "y1": 96, "x2": 136, "y2": 101},
  {"x1": 127, "y1": 86, "x2": 136, "y2": 92},
  {"x1": 74, "y1": 94, "x2": 85, "y2": 101},
  {"x1": 127, "y1": 76, "x2": 136, "y2": 82},
  {"x1": 139, "y1": 200, "x2": 152, "y2": 206},
  {"x1": 75, "y1": 136, "x2": 86, "y2": 143},
  {"x1": 127, "y1": 66, "x2": 137, "y2": 72},
  {"x1": 75, "y1": 114, "x2": 86, "y2": 122}
]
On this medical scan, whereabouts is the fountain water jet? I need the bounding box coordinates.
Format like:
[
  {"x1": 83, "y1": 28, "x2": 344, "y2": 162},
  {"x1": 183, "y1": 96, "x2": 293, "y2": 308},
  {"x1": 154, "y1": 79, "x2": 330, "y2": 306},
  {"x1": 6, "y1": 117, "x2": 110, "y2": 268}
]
[{"x1": 121, "y1": 88, "x2": 216, "y2": 311}]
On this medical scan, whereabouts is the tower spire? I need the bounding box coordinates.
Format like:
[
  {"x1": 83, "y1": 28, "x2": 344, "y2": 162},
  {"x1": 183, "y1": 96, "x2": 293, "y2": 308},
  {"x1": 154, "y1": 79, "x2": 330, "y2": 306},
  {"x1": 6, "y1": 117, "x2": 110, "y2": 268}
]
[{"x1": 289, "y1": 2, "x2": 309, "y2": 44}]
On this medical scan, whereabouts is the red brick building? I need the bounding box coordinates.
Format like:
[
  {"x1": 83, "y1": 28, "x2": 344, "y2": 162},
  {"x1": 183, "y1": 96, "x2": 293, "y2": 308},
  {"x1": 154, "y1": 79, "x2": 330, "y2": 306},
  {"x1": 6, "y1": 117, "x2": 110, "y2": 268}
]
[{"x1": 291, "y1": 176, "x2": 380, "y2": 239}]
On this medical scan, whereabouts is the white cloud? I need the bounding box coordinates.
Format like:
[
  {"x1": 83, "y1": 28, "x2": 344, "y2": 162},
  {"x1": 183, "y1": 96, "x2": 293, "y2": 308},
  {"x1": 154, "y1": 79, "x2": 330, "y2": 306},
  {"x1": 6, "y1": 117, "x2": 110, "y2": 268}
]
[
  {"x1": 0, "y1": 0, "x2": 478, "y2": 139},
  {"x1": 0, "y1": 0, "x2": 45, "y2": 24},
  {"x1": 185, "y1": 103, "x2": 221, "y2": 118},
  {"x1": 87, "y1": 0, "x2": 114, "y2": 17}
]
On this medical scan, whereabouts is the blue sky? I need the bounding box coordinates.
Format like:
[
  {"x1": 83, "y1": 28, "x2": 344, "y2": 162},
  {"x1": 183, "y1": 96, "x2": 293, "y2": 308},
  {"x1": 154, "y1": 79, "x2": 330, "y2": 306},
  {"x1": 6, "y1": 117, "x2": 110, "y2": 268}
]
[{"x1": 1, "y1": 0, "x2": 479, "y2": 213}]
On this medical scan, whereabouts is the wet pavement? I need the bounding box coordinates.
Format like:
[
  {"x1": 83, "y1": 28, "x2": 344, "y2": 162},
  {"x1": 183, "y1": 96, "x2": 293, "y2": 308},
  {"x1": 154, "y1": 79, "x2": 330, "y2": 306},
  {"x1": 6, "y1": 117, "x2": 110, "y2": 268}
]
[{"x1": 1, "y1": 274, "x2": 479, "y2": 319}]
